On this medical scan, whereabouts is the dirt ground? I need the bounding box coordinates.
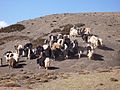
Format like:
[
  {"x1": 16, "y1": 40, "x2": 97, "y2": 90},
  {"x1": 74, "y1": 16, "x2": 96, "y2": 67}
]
[{"x1": 0, "y1": 12, "x2": 120, "y2": 90}]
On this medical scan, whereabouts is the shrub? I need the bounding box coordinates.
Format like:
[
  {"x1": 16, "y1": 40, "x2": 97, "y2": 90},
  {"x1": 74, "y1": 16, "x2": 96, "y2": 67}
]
[
  {"x1": 2, "y1": 82, "x2": 21, "y2": 87},
  {"x1": 43, "y1": 33, "x2": 50, "y2": 37},
  {"x1": 0, "y1": 36, "x2": 31, "y2": 45},
  {"x1": 108, "y1": 24, "x2": 112, "y2": 26},
  {"x1": 75, "y1": 23, "x2": 85, "y2": 27},
  {"x1": 51, "y1": 29, "x2": 61, "y2": 33},
  {"x1": 0, "y1": 24, "x2": 25, "y2": 33},
  {"x1": 0, "y1": 41, "x2": 5, "y2": 45},
  {"x1": 52, "y1": 20, "x2": 57, "y2": 22},
  {"x1": 31, "y1": 37, "x2": 45, "y2": 47},
  {"x1": 50, "y1": 23, "x2": 54, "y2": 27},
  {"x1": 60, "y1": 24, "x2": 73, "y2": 34}
]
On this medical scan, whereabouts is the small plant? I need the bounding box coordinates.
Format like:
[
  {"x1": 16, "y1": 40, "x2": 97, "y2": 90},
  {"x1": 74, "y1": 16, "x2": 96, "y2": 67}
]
[
  {"x1": 50, "y1": 23, "x2": 54, "y2": 27},
  {"x1": 0, "y1": 36, "x2": 31, "y2": 46},
  {"x1": 31, "y1": 23, "x2": 34, "y2": 25},
  {"x1": 2, "y1": 82, "x2": 21, "y2": 87},
  {"x1": 108, "y1": 24, "x2": 112, "y2": 26},
  {"x1": 75, "y1": 23, "x2": 85, "y2": 27},
  {"x1": 53, "y1": 20, "x2": 57, "y2": 22},
  {"x1": 31, "y1": 37, "x2": 45, "y2": 47},
  {"x1": 60, "y1": 24, "x2": 73, "y2": 34},
  {"x1": 51, "y1": 29, "x2": 61, "y2": 33},
  {"x1": 0, "y1": 24, "x2": 25, "y2": 33},
  {"x1": 43, "y1": 33, "x2": 50, "y2": 37},
  {"x1": 0, "y1": 41, "x2": 5, "y2": 45}
]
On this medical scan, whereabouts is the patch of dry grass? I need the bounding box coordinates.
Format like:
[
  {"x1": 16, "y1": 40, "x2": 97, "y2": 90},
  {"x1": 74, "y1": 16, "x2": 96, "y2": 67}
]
[
  {"x1": 0, "y1": 79, "x2": 21, "y2": 87},
  {"x1": 51, "y1": 29, "x2": 61, "y2": 33},
  {"x1": 0, "y1": 36, "x2": 31, "y2": 45},
  {"x1": 60, "y1": 24, "x2": 73, "y2": 34},
  {"x1": 96, "y1": 68, "x2": 112, "y2": 73},
  {"x1": 0, "y1": 72, "x2": 71, "y2": 88},
  {"x1": 74, "y1": 23, "x2": 85, "y2": 27},
  {"x1": 43, "y1": 33, "x2": 50, "y2": 37},
  {"x1": 0, "y1": 24, "x2": 25, "y2": 33},
  {"x1": 2, "y1": 82, "x2": 21, "y2": 87},
  {"x1": 59, "y1": 23, "x2": 85, "y2": 34},
  {"x1": 31, "y1": 37, "x2": 45, "y2": 48},
  {"x1": 110, "y1": 77, "x2": 118, "y2": 82},
  {"x1": 0, "y1": 42, "x2": 5, "y2": 45}
]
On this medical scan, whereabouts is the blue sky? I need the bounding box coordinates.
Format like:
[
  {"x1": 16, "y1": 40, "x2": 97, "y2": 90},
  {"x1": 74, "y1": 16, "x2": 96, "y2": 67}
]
[{"x1": 0, "y1": 0, "x2": 120, "y2": 26}]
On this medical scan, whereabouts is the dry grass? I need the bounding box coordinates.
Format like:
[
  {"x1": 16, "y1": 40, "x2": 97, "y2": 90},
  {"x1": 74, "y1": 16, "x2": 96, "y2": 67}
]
[
  {"x1": 78, "y1": 70, "x2": 90, "y2": 75},
  {"x1": 60, "y1": 24, "x2": 73, "y2": 34},
  {"x1": 25, "y1": 79, "x2": 36, "y2": 84},
  {"x1": 2, "y1": 82, "x2": 21, "y2": 87},
  {"x1": 25, "y1": 85, "x2": 33, "y2": 89},
  {"x1": 110, "y1": 77, "x2": 118, "y2": 82},
  {"x1": 19, "y1": 75, "x2": 30, "y2": 80},
  {"x1": 0, "y1": 24, "x2": 25, "y2": 33},
  {"x1": 43, "y1": 33, "x2": 50, "y2": 37},
  {"x1": 51, "y1": 28, "x2": 61, "y2": 33},
  {"x1": 52, "y1": 20, "x2": 57, "y2": 22},
  {"x1": 0, "y1": 41, "x2": 5, "y2": 45},
  {"x1": 0, "y1": 80, "x2": 21, "y2": 87},
  {"x1": 96, "y1": 68, "x2": 112, "y2": 73},
  {"x1": 74, "y1": 23, "x2": 85, "y2": 27},
  {"x1": 31, "y1": 37, "x2": 45, "y2": 48},
  {"x1": 50, "y1": 23, "x2": 54, "y2": 27},
  {"x1": 0, "y1": 36, "x2": 31, "y2": 45},
  {"x1": 0, "y1": 72, "x2": 59, "y2": 87},
  {"x1": 59, "y1": 23, "x2": 85, "y2": 34}
]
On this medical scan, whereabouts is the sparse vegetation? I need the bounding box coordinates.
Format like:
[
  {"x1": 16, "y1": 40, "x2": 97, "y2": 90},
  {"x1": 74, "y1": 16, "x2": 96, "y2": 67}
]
[
  {"x1": 108, "y1": 24, "x2": 112, "y2": 26},
  {"x1": 31, "y1": 37, "x2": 45, "y2": 47},
  {"x1": 50, "y1": 23, "x2": 54, "y2": 27},
  {"x1": 75, "y1": 23, "x2": 85, "y2": 27},
  {"x1": 0, "y1": 72, "x2": 60, "y2": 87},
  {"x1": 31, "y1": 22, "x2": 34, "y2": 25},
  {"x1": 43, "y1": 33, "x2": 50, "y2": 37},
  {"x1": 60, "y1": 24, "x2": 73, "y2": 34},
  {"x1": 0, "y1": 13, "x2": 120, "y2": 89},
  {"x1": 59, "y1": 23, "x2": 85, "y2": 34},
  {"x1": 0, "y1": 24, "x2": 25, "y2": 33},
  {"x1": 110, "y1": 78, "x2": 118, "y2": 82},
  {"x1": 2, "y1": 82, "x2": 21, "y2": 87},
  {"x1": 116, "y1": 40, "x2": 120, "y2": 42},
  {"x1": 27, "y1": 32, "x2": 30, "y2": 34},
  {"x1": 0, "y1": 36, "x2": 31, "y2": 45},
  {"x1": 53, "y1": 20, "x2": 57, "y2": 22},
  {"x1": 51, "y1": 29, "x2": 61, "y2": 33},
  {"x1": 0, "y1": 41, "x2": 5, "y2": 45}
]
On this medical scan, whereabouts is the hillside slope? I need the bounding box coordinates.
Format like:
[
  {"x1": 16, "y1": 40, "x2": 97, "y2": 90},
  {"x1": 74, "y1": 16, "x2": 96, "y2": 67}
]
[{"x1": 0, "y1": 12, "x2": 120, "y2": 89}]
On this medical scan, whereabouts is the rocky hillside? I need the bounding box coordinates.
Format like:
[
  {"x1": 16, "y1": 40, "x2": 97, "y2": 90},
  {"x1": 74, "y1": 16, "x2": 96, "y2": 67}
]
[{"x1": 0, "y1": 12, "x2": 120, "y2": 89}]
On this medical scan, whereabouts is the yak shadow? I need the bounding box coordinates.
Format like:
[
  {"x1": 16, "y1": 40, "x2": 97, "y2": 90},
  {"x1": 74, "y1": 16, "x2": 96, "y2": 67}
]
[
  {"x1": 15, "y1": 63, "x2": 26, "y2": 68},
  {"x1": 0, "y1": 64, "x2": 8, "y2": 67},
  {"x1": 92, "y1": 53, "x2": 104, "y2": 61},
  {"x1": 98, "y1": 45, "x2": 114, "y2": 51},
  {"x1": 54, "y1": 55, "x2": 65, "y2": 61},
  {"x1": 80, "y1": 54, "x2": 87, "y2": 58},
  {"x1": 48, "y1": 66, "x2": 59, "y2": 70},
  {"x1": 68, "y1": 55, "x2": 80, "y2": 59},
  {"x1": 19, "y1": 60, "x2": 26, "y2": 63}
]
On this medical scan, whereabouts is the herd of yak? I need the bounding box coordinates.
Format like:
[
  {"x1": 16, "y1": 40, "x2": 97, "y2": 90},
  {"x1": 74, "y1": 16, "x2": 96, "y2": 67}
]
[{"x1": 0, "y1": 25, "x2": 103, "y2": 70}]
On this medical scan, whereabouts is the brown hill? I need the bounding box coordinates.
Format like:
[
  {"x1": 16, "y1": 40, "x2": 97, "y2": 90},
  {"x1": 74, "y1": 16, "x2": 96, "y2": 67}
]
[{"x1": 0, "y1": 12, "x2": 120, "y2": 89}]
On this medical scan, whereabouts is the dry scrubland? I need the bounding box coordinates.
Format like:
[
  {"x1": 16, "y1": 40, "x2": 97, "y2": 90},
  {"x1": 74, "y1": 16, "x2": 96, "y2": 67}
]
[{"x1": 0, "y1": 12, "x2": 120, "y2": 90}]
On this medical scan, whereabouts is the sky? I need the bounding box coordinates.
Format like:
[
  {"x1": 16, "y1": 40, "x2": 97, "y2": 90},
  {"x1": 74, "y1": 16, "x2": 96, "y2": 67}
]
[{"x1": 0, "y1": 0, "x2": 120, "y2": 27}]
